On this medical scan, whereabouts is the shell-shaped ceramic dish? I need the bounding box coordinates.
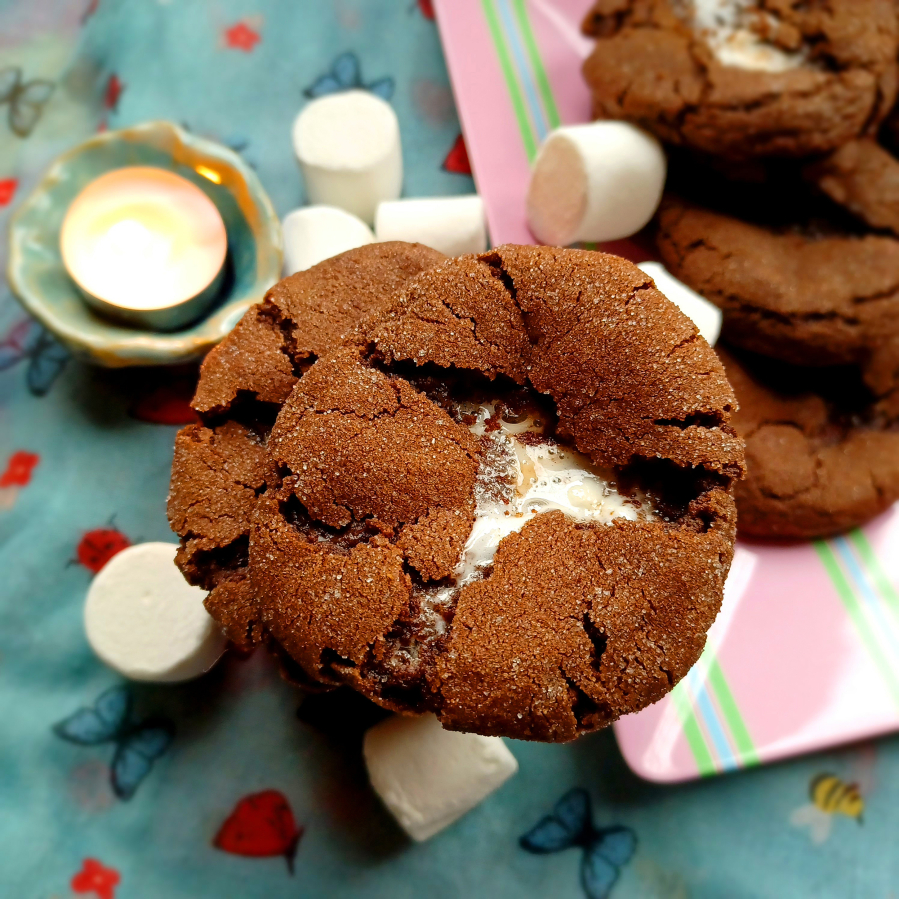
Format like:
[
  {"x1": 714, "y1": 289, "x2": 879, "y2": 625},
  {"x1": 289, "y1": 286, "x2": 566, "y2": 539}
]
[{"x1": 7, "y1": 121, "x2": 282, "y2": 367}]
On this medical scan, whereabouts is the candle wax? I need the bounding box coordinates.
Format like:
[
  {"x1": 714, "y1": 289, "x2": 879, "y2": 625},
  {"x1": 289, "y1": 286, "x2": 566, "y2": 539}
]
[{"x1": 60, "y1": 166, "x2": 227, "y2": 328}]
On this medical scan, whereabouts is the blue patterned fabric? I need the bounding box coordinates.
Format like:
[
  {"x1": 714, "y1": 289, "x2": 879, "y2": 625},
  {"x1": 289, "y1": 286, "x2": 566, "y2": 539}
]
[{"x1": 1, "y1": 1, "x2": 897, "y2": 896}]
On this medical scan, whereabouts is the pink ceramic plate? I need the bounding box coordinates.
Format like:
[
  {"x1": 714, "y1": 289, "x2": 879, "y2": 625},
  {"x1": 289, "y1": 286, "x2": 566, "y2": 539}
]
[{"x1": 434, "y1": 0, "x2": 899, "y2": 781}]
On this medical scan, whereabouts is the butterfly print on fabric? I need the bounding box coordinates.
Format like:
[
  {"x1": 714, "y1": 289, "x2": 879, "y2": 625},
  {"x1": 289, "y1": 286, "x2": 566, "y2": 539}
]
[
  {"x1": 0, "y1": 318, "x2": 69, "y2": 396},
  {"x1": 520, "y1": 789, "x2": 636, "y2": 899},
  {"x1": 0, "y1": 67, "x2": 54, "y2": 137},
  {"x1": 53, "y1": 685, "x2": 174, "y2": 800},
  {"x1": 304, "y1": 52, "x2": 394, "y2": 101}
]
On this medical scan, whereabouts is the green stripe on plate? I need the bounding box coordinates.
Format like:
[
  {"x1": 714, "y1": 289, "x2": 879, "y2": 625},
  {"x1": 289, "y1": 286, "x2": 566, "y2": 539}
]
[
  {"x1": 670, "y1": 679, "x2": 717, "y2": 777},
  {"x1": 849, "y1": 529, "x2": 899, "y2": 621},
  {"x1": 815, "y1": 540, "x2": 899, "y2": 707},
  {"x1": 707, "y1": 657, "x2": 759, "y2": 767},
  {"x1": 481, "y1": 0, "x2": 538, "y2": 161},
  {"x1": 510, "y1": 0, "x2": 561, "y2": 130}
]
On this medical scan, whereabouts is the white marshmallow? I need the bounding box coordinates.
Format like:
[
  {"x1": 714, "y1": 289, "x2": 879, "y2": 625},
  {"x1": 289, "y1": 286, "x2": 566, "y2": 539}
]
[
  {"x1": 292, "y1": 90, "x2": 403, "y2": 224},
  {"x1": 526, "y1": 121, "x2": 666, "y2": 246},
  {"x1": 638, "y1": 261, "x2": 723, "y2": 346},
  {"x1": 363, "y1": 713, "x2": 518, "y2": 841},
  {"x1": 84, "y1": 542, "x2": 226, "y2": 683},
  {"x1": 375, "y1": 195, "x2": 488, "y2": 256},
  {"x1": 281, "y1": 206, "x2": 375, "y2": 275}
]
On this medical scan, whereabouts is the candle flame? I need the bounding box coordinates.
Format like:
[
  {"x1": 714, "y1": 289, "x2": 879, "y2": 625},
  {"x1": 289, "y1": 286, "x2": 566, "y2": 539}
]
[{"x1": 194, "y1": 165, "x2": 222, "y2": 184}]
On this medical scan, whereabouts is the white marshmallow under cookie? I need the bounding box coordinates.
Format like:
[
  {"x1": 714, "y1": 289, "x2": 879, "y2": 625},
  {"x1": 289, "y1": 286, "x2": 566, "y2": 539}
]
[
  {"x1": 292, "y1": 90, "x2": 403, "y2": 224},
  {"x1": 689, "y1": 0, "x2": 807, "y2": 72},
  {"x1": 526, "y1": 121, "x2": 666, "y2": 246},
  {"x1": 638, "y1": 261, "x2": 722, "y2": 346},
  {"x1": 363, "y1": 713, "x2": 518, "y2": 841},
  {"x1": 281, "y1": 206, "x2": 375, "y2": 275},
  {"x1": 84, "y1": 542, "x2": 226, "y2": 683},
  {"x1": 374, "y1": 195, "x2": 487, "y2": 257}
]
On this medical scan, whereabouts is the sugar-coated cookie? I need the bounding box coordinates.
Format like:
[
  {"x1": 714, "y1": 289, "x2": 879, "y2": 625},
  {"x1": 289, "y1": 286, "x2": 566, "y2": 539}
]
[
  {"x1": 171, "y1": 243, "x2": 743, "y2": 742},
  {"x1": 581, "y1": 0, "x2": 899, "y2": 160},
  {"x1": 168, "y1": 243, "x2": 445, "y2": 649},
  {"x1": 718, "y1": 346, "x2": 899, "y2": 538},
  {"x1": 656, "y1": 195, "x2": 899, "y2": 384}
]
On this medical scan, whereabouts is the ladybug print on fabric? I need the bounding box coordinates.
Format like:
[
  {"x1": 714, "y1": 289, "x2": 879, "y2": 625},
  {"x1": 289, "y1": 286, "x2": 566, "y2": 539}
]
[
  {"x1": 214, "y1": 790, "x2": 304, "y2": 873},
  {"x1": 443, "y1": 133, "x2": 472, "y2": 175},
  {"x1": 129, "y1": 374, "x2": 198, "y2": 425},
  {"x1": 76, "y1": 526, "x2": 131, "y2": 574}
]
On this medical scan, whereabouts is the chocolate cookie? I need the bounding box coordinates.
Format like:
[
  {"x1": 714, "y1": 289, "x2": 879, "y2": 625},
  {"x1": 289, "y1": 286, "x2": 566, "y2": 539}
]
[
  {"x1": 804, "y1": 138, "x2": 899, "y2": 237},
  {"x1": 655, "y1": 195, "x2": 899, "y2": 389},
  {"x1": 236, "y1": 245, "x2": 744, "y2": 742},
  {"x1": 581, "y1": 0, "x2": 899, "y2": 160},
  {"x1": 168, "y1": 242, "x2": 445, "y2": 649},
  {"x1": 718, "y1": 346, "x2": 899, "y2": 538}
]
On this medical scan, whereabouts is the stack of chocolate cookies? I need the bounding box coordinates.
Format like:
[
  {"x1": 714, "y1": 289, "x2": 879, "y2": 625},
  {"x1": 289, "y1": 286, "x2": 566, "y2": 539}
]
[{"x1": 583, "y1": 0, "x2": 899, "y2": 539}]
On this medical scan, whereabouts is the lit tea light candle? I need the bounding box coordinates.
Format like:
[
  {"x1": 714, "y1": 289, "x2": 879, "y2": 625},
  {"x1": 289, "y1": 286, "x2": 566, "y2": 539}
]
[{"x1": 60, "y1": 166, "x2": 228, "y2": 330}]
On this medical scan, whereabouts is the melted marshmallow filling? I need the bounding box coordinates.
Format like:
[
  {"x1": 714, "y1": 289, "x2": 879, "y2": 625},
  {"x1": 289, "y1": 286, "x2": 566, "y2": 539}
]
[
  {"x1": 418, "y1": 401, "x2": 656, "y2": 634},
  {"x1": 462, "y1": 403, "x2": 654, "y2": 580},
  {"x1": 688, "y1": 0, "x2": 808, "y2": 73},
  {"x1": 356, "y1": 386, "x2": 662, "y2": 706}
]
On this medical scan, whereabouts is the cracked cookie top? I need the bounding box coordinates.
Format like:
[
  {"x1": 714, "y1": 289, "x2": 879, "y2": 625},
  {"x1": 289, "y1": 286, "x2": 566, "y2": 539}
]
[
  {"x1": 581, "y1": 0, "x2": 899, "y2": 160},
  {"x1": 167, "y1": 242, "x2": 446, "y2": 650},
  {"x1": 210, "y1": 243, "x2": 745, "y2": 742}
]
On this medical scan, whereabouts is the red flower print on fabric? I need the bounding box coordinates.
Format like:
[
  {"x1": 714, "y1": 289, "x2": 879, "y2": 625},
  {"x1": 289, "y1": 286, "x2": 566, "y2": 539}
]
[
  {"x1": 225, "y1": 21, "x2": 261, "y2": 52},
  {"x1": 214, "y1": 790, "x2": 304, "y2": 873},
  {"x1": 0, "y1": 450, "x2": 39, "y2": 487},
  {"x1": 418, "y1": 0, "x2": 436, "y2": 19},
  {"x1": 76, "y1": 527, "x2": 131, "y2": 574},
  {"x1": 0, "y1": 177, "x2": 17, "y2": 206},
  {"x1": 71, "y1": 858, "x2": 120, "y2": 899}
]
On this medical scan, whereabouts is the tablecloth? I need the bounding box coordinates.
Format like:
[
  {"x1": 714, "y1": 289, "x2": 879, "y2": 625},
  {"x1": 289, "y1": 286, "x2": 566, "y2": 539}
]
[{"x1": 1, "y1": 1, "x2": 898, "y2": 896}]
